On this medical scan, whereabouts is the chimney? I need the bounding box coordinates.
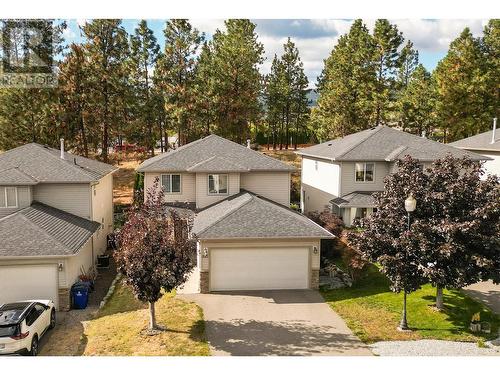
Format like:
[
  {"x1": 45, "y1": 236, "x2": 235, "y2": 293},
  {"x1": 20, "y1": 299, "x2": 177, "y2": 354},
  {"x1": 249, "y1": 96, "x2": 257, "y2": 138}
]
[
  {"x1": 491, "y1": 118, "x2": 497, "y2": 144},
  {"x1": 246, "y1": 139, "x2": 251, "y2": 149},
  {"x1": 60, "y1": 138, "x2": 65, "y2": 159},
  {"x1": 421, "y1": 130, "x2": 426, "y2": 138}
]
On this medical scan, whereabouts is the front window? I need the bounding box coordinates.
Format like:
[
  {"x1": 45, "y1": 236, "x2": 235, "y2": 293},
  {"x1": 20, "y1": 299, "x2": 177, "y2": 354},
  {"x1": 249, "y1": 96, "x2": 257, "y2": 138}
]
[
  {"x1": 355, "y1": 163, "x2": 374, "y2": 182},
  {"x1": 208, "y1": 174, "x2": 228, "y2": 195},
  {"x1": 0, "y1": 187, "x2": 18, "y2": 208},
  {"x1": 161, "y1": 174, "x2": 181, "y2": 193}
]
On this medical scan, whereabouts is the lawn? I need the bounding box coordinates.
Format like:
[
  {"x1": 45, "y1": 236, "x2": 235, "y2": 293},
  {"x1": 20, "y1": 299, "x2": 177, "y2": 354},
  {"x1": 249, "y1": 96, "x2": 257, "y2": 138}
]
[
  {"x1": 82, "y1": 280, "x2": 210, "y2": 356},
  {"x1": 321, "y1": 261, "x2": 500, "y2": 344}
]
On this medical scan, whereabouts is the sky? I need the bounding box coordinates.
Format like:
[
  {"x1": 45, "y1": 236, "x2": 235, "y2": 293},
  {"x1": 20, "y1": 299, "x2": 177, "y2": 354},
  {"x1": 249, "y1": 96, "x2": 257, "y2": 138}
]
[{"x1": 62, "y1": 19, "x2": 490, "y2": 88}]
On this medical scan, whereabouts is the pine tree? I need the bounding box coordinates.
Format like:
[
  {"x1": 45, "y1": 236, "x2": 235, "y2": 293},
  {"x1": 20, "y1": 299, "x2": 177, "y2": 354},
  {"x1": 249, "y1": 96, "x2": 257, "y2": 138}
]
[
  {"x1": 482, "y1": 19, "x2": 499, "y2": 120},
  {"x1": 372, "y1": 19, "x2": 404, "y2": 126},
  {"x1": 434, "y1": 28, "x2": 490, "y2": 142},
  {"x1": 80, "y1": 19, "x2": 129, "y2": 162},
  {"x1": 397, "y1": 64, "x2": 436, "y2": 136},
  {"x1": 128, "y1": 20, "x2": 160, "y2": 156},
  {"x1": 155, "y1": 19, "x2": 203, "y2": 146},
  {"x1": 312, "y1": 19, "x2": 376, "y2": 139},
  {"x1": 207, "y1": 19, "x2": 264, "y2": 142}
]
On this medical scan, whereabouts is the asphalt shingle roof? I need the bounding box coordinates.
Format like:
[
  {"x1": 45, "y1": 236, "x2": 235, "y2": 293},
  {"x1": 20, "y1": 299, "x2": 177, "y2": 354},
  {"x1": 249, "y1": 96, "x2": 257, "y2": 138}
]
[
  {"x1": 331, "y1": 191, "x2": 377, "y2": 208},
  {"x1": 0, "y1": 202, "x2": 100, "y2": 257},
  {"x1": 0, "y1": 168, "x2": 38, "y2": 185},
  {"x1": 297, "y1": 126, "x2": 488, "y2": 162},
  {"x1": 0, "y1": 143, "x2": 117, "y2": 183},
  {"x1": 137, "y1": 134, "x2": 295, "y2": 173},
  {"x1": 192, "y1": 192, "x2": 333, "y2": 239},
  {"x1": 450, "y1": 130, "x2": 500, "y2": 151}
]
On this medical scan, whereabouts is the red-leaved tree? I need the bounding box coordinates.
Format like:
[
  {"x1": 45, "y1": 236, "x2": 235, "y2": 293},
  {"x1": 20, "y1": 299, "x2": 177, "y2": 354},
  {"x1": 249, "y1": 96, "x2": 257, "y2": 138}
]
[{"x1": 115, "y1": 179, "x2": 196, "y2": 331}]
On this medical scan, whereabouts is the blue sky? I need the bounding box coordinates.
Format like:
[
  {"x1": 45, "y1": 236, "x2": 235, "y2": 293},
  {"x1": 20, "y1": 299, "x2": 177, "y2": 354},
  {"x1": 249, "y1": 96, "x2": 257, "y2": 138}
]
[{"x1": 62, "y1": 19, "x2": 489, "y2": 88}]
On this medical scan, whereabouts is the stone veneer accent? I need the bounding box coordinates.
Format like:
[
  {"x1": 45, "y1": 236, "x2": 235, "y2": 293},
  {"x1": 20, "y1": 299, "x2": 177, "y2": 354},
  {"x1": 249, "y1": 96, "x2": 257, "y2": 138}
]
[
  {"x1": 200, "y1": 271, "x2": 210, "y2": 293},
  {"x1": 310, "y1": 269, "x2": 320, "y2": 290},
  {"x1": 58, "y1": 288, "x2": 71, "y2": 311}
]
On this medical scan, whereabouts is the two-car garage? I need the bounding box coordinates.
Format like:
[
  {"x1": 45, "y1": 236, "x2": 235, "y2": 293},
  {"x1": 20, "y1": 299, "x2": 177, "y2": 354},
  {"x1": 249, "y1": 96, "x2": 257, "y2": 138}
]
[
  {"x1": 209, "y1": 247, "x2": 310, "y2": 291},
  {"x1": 0, "y1": 264, "x2": 59, "y2": 308}
]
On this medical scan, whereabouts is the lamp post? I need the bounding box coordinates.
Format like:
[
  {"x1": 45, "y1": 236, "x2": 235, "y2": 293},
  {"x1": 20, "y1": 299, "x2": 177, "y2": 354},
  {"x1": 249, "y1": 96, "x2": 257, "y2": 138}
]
[{"x1": 399, "y1": 193, "x2": 417, "y2": 331}]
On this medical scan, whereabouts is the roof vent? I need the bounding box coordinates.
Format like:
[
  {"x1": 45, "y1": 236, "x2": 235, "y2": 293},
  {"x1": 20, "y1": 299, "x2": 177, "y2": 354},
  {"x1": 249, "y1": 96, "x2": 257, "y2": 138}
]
[
  {"x1": 328, "y1": 143, "x2": 332, "y2": 146},
  {"x1": 74, "y1": 157, "x2": 77, "y2": 165},
  {"x1": 246, "y1": 139, "x2": 251, "y2": 148},
  {"x1": 60, "y1": 138, "x2": 65, "y2": 159},
  {"x1": 421, "y1": 130, "x2": 426, "y2": 138},
  {"x1": 491, "y1": 118, "x2": 497, "y2": 144}
]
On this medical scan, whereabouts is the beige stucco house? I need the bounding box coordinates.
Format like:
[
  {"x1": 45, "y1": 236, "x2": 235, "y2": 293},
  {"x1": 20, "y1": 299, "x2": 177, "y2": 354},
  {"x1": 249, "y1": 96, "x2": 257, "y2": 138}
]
[
  {"x1": 298, "y1": 125, "x2": 488, "y2": 226},
  {"x1": 137, "y1": 134, "x2": 332, "y2": 293},
  {"x1": 0, "y1": 142, "x2": 116, "y2": 310}
]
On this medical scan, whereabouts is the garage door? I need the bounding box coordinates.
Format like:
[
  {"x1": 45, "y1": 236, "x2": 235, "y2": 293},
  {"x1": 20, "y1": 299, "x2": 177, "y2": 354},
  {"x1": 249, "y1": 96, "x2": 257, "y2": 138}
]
[
  {"x1": 0, "y1": 265, "x2": 58, "y2": 308},
  {"x1": 210, "y1": 247, "x2": 309, "y2": 291}
]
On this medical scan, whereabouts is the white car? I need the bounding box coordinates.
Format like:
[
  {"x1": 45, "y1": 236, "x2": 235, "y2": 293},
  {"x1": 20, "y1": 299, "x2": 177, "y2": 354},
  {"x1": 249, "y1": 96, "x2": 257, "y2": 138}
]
[{"x1": 0, "y1": 300, "x2": 56, "y2": 356}]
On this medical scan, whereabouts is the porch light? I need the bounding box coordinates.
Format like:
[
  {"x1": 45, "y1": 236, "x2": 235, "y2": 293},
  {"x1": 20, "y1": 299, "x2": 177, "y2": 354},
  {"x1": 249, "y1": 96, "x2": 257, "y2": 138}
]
[
  {"x1": 404, "y1": 194, "x2": 417, "y2": 213},
  {"x1": 313, "y1": 246, "x2": 318, "y2": 254},
  {"x1": 58, "y1": 263, "x2": 64, "y2": 271},
  {"x1": 202, "y1": 248, "x2": 208, "y2": 258}
]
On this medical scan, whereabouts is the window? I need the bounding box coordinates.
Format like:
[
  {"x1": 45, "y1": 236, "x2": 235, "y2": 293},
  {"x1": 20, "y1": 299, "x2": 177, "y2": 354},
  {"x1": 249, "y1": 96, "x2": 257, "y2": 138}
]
[
  {"x1": 208, "y1": 174, "x2": 228, "y2": 195},
  {"x1": 355, "y1": 163, "x2": 374, "y2": 182},
  {"x1": 161, "y1": 174, "x2": 181, "y2": 193},
  {"x1": 25, "y1": 308, "x2": 39, "y2": 326},
  {"x1": 0, "y1": 187, "x2": 18, "y2": 208}
]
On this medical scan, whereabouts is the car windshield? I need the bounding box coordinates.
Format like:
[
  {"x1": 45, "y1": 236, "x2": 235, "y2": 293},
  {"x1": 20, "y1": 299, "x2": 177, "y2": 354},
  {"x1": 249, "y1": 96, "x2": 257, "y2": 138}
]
[{"x1": 0, "y1": 324, "x2": 19, "y2": 338}]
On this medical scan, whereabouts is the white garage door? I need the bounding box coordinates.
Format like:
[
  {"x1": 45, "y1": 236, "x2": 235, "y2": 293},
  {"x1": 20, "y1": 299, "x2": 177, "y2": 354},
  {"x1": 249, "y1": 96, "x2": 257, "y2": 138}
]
[
  {"x1": 210, "y1": 247, "x2": 309, "y2": 291},
  {"x1": 0, "y1": 265, "x2": 58, "y2": 308}
]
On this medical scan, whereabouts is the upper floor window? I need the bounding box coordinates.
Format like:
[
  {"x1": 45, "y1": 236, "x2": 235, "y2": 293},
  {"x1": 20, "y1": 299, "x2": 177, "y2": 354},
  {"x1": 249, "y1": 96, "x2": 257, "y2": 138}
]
[
  {"x1": 355, "y1": 163, "x2": 374, "y2": 182},
  {"x1": 0, "y1": 187, "x2": 18, "y2": 208},
  {"x1": 208, "y1": 174, "x2": 228, "y2": 195},
  {"x1": 161, "y1": 174, "x2": 181, "y2": 194}
]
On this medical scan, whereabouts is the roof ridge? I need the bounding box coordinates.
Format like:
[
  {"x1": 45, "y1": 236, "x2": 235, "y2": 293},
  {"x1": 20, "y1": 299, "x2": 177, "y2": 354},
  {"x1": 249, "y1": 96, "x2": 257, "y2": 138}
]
[
  {"x1": 140, "y1": 136, "x2": 213, "y2": 171},
  {"x1": 30, "y1": 143, "x2": 98, "y2": 180},
  {"x1": 195, "y1": 193, "x2": 254, "y2": 237},
  {"x1": 335, "y1": 126, "x2": 384, "y2": 160}
]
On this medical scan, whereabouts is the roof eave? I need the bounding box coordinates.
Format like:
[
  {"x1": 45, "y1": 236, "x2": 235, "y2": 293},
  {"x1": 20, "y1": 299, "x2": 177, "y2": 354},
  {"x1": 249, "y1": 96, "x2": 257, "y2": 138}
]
[{"x1": 197, "y1": 234, "x2": 335, "y2": 240}]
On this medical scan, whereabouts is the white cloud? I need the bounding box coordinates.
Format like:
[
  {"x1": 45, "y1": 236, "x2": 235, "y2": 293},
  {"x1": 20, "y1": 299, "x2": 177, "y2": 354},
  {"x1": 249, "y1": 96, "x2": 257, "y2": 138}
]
[{"x1": 189, "y1": 19, "x2": 226, "y2": 36}]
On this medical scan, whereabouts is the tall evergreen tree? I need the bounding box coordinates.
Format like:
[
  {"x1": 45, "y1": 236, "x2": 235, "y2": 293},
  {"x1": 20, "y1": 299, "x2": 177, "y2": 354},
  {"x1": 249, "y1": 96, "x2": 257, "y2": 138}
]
[
  {"x1": 312, "y1": 19, "x2": 376, "y2": 139},
  {"x1": 397, "y1": 64, "x2": 436, "y2": 136},
  {"x1": 155, "y1": 19, "x2": 202, "y2": 146},
  {"x1": 207, "y1": 19, "x2": 264, "y2": 142},
  {"x1": 482, "y1": 19, "x2": 499, "y2": 120},
  {"x1": 0, "y1": 20, "x2": 66, "y2": 150},
  {"x1": 372, "y1": 19, "x2": 404, "y2": 126},
  {"x1": 128, "y1": 20, "x2": 160, "y2": 156},
  {"x1": 80, "y1": 19, "x2": 129, "y2": 162},
  {"x1": 434, "y1": 28, "x2": 490, "y2": 142}
]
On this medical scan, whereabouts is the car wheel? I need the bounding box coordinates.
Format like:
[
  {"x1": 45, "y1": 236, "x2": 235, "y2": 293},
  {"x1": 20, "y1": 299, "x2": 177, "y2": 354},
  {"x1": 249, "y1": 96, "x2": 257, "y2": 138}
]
[
  {"x1": 49, "y1": 309, "x2": 56, "y2": 329},
  {"x1": 30, "y1": 336, "x2": 38, "y2": 356}
]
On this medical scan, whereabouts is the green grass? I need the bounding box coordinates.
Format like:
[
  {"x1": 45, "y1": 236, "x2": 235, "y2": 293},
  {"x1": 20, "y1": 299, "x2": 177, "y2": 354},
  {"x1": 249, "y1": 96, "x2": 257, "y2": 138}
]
[
  {"x1": 82, "y1": 281, "x2": 210, "y2": 356},
  {"x1": 321, "y1": 262, "x2": 500, "y2": 344}
]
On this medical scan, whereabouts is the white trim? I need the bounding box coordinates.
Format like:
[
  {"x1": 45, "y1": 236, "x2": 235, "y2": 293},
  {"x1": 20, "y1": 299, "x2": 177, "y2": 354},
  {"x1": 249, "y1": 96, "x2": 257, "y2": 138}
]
[
  {"x1": 354, "y1": 162, "x2": 375, "y2": 183},
  {"x1": 207, "y1": 174, "x2": 229, "y2": 196},
  {"x1": 160, "y1": 173, "x2": 182, "y2": 194},
  {"x1": 1, "y1": 186, "x2": 18, "y2": 208}
]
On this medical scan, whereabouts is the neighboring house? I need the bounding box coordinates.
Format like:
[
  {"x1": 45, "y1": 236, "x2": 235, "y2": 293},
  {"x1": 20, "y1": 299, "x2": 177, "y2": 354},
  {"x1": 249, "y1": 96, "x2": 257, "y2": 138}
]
[
  {"x1": 137, "y1": 134, "x2": 333, "y2": 293},
  {"x1": 0, "y1": 141, "x2": 116, "y2": 310},
  {"x1": 297, "y1": 125, "x2": 488, "y2": 226},
  {"x1": 450, "y1": 124, "x2": 500, "y2": 177}
]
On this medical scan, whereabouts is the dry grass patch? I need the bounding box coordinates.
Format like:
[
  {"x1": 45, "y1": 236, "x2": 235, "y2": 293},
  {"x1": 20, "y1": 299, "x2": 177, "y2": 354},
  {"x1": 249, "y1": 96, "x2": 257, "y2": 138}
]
[{"x1": 82, "y1": 281, "x2": 209, "y2": 356}]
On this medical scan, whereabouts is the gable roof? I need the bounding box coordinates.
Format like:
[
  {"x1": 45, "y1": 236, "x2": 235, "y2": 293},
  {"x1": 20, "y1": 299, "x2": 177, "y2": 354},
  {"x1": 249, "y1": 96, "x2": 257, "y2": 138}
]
[
  {"x1": 450, "y1": 130, "x2": 500, "y2": 152},
  {"x1": 331, "y1": 191, "x2": 377, "y2": 208},
  {"x1": 0, "y1": 143, "x2": 117, "y2": 184},
  {"x1": 0, "y1": 202, "x2": 100, "y2": 257},
  {"x1": 192, "y1": 191, "x2": 333, "y2": 240},
  {"x1": 137, "y1": 134, "x2": 295, "y2": 173},
  {"x1": 297, "y1": 126, "x2": 488, "y2": 162}
]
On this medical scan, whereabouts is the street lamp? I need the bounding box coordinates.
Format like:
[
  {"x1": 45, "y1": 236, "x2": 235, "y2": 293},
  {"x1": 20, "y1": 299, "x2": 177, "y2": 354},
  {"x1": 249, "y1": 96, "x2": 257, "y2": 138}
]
[{"x1": 399, "y1": 193, "x2": 417, "y2": 331}]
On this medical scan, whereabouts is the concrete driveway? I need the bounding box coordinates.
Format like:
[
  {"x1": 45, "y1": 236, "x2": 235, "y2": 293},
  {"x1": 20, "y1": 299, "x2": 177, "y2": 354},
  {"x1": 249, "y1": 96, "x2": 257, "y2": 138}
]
[
  {"x1": 464, "y1": 281, "x2": 500, "y2": 314},
  {"x1": 180, "y1": 290, "x2": 371, "y2": 356}
]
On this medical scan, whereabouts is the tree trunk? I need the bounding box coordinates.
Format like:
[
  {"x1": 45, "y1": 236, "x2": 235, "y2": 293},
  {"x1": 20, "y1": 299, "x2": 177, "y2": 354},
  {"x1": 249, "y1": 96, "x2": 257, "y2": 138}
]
[
  {"x1": 436, "y1": 286, "x2": 444, "y2": 310},
  {"x1": 399, "y1": 290, "x2": 409, "y2": 330},
  {"x1": 149, "y1": 301, "x2": 157, "y2": 330}
]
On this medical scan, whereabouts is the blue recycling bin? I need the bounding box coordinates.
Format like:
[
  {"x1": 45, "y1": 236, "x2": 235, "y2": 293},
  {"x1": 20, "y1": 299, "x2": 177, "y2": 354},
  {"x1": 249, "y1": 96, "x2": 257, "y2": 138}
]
[{"x1": 71, "y1": 284, "x2": 89, "y2": 309}]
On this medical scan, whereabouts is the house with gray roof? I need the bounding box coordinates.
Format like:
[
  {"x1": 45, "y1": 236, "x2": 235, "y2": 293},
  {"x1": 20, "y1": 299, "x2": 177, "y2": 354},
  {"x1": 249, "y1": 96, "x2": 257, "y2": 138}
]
[
  {"x1": 297, "y1": 125, "x2": 488, "y2": 226},
  {"x1": 0, "y1": 141, "x2": 117, "y2": 310},
  {"x1": 137, "y1": 134, "x2": 332, "y2": 293},
  {"x1": 450, "y1": 121, "x2": 500, "y2": 177}
]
